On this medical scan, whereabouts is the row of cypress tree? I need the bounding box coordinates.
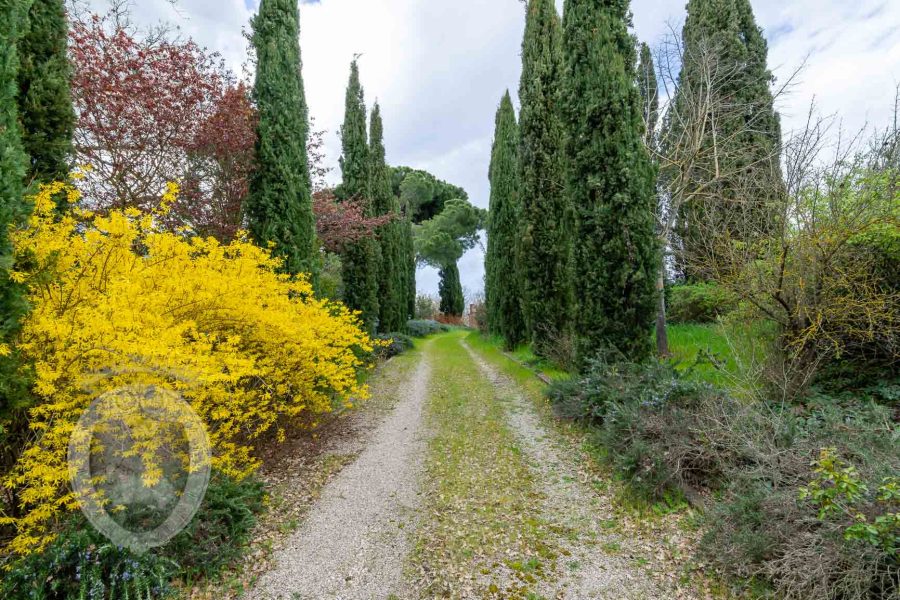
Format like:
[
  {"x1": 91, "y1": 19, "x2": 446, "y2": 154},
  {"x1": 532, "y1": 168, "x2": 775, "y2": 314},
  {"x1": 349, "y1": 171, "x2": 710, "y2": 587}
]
[
  {"x1": 486, "y1": 0, "x2": 656, "y2": 363},
  {"x1": 250, "y1": 3, "x2": 413, "y2": 335},
  {"x1": 486, "y1": 0, "x2": 779, "y2": 366},
  {"x1": 337, "y1": 60, "x2": 414, "y2": 334}
]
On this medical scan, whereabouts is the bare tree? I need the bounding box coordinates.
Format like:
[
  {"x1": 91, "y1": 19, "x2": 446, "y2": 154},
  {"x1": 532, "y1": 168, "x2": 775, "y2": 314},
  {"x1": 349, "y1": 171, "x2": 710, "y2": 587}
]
[{"x1": 643, "y1": 23, "x2": 799, "y2": 356}]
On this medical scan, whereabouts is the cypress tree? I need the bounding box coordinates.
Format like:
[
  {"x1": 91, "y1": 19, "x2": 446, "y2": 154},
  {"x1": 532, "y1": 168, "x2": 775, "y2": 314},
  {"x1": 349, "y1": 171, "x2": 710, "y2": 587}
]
[
  {"x1": 1, "y1": 0, "x2": 31, "y2": 417},
  {"x1": 562, "y1": 0, "x2": 659, "y2": 363},
  {"x1": 247, "y1": 0, "x2": 317, "y2": 278},
  {"x1": 17, "y1": 0, "x2": 74, "y2": 185},
  {"x1": 637, "y1": 42, "x2": 658, "y2": 150},
  {"x1": 485, "y1": 91, "x2": 526, "y2": 349},
  {"x1": 369, "y1": 102, "x2": 405, "y2": 332},
  {"x1": 403, "y1": 210, "x2": 416, "y2": 321},
  {"x1": 668, "y1": 0, "x2": 781, "y2": 280},
  {"x1": 438, "y1": 263, "x2": 464, "y2": 317},
  {"x1": 338, "y1": 60, "x2": 379, "y2": 332},
  {"x1": 518, "y1": 0, "x2": 573, "y2": 357}
]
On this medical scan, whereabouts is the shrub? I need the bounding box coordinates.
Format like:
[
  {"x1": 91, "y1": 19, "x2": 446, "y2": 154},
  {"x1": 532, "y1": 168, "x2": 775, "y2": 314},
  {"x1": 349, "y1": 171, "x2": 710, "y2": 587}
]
[
  {"x1": 0, "y1": 524, "x2": 178, "y2": 599},
  {"x1": 1, "y1": 181, "x2": 372, "y2": 555},
  {"x1": 374, "y1": 333, "x2": 414, "y2": 359},
  {"x1": 549, "y1": 353, "x2": 899, "y2": 598},
  {"x1": 0, "y1": 471, "x2": 265, "y2": 598},
  {"x1": 158, "y1": 471, "x2": 265, "y2": 581},
  {"x1": 406, "y1": 319, "x2": 448, "y2": 338},
  {"x1": 667, "y1": 283, "x2": 737, "y2": 324},
  {"x1": 702, "y1": 401, "x2": 899, "y2": 599}
]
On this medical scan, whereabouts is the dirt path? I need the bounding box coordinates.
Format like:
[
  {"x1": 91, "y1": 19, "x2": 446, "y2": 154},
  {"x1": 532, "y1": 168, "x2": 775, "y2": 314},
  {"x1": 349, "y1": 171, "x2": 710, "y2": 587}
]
[
  {"x1": 248, "y1": 346, "x2": 432, "y2": 600},
  {"x1": 463, "y1": 341, "x2": 697, "y2": 599},
  {"x1": 242, "y1": 332, "x2": 702, "y2": 599}
]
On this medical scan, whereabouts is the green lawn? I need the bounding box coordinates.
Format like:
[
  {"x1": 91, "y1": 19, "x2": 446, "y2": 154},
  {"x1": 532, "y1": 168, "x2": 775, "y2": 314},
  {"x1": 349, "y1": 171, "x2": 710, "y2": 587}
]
[{"x1": 666, "y1": 321, "x2": 774, "y2": 392}]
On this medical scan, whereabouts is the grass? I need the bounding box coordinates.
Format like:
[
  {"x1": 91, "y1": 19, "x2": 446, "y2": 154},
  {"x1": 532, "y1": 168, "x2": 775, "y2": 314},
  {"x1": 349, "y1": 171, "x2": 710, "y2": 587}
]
[
  {"x1": 411, "y1": 331, "x2": 557, "y2": 598},
  {"x1": 666, "y1": 321, "x2": 774, "y2": 392}
]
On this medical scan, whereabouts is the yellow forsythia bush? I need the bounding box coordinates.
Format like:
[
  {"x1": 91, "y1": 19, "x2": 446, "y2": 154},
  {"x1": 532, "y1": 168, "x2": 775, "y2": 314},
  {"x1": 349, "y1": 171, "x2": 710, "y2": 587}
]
[{"x1": 0, "y1": 181, "x2": 372, "y2": 555}]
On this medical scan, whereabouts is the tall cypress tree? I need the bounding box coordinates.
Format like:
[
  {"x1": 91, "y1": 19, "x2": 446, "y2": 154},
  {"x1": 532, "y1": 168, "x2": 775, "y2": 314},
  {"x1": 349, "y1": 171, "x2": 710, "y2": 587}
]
[
  {"x1": 438, "y1": 263, "x2": 464, "y2": 317},
  {"x1": 562, "y1": 0, "x2": 659, "y2": 363},
  {"x1": 403, "y1": 210, "x2": 416, "y2": 321},
  {"x1": 637, "y1": 42, "x2": 658, "y2": 151},
  {"x1": 17, "y1": 0, "x2": 73, "y2": 185},
  {"x1": 1, "y1": 0, "x2": 31, "y2": 418},
  {"x1": 518, "y1": 0, "x2": 573, "y2": 357},
  {"x1": 485, "y1": 91, "x2": 526, "y2": 349},
  {"x1": 668, "y1": 0, "x2": 781, "y2": 280},
  {"x1": 247, "y1": 0, "x2": 317, "y2": 278},
  {"x1": 338, "y1": 60, "x2": 379, "y2": 332},
  {"x1": 369, "y1": 102, "x2": 405, "y2": 332}
]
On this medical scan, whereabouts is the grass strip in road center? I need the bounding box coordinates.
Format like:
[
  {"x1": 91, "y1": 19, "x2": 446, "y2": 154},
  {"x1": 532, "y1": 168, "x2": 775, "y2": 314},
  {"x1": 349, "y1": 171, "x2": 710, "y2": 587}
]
[{"x1": 410, "y1": 332, "x2": 557, "y2": 599}]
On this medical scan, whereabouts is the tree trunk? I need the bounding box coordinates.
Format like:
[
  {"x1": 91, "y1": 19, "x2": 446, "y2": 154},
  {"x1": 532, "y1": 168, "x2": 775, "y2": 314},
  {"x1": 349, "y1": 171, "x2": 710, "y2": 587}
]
[{"x1": 655, "y1": 267, "x2": 670, "y2": 357}]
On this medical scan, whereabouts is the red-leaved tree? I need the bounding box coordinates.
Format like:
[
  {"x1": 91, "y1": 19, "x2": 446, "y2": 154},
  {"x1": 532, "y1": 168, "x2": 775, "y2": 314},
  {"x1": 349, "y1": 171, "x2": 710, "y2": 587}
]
[{"x1": 70, "y1": 12, "x2": 229, "y2": 214}]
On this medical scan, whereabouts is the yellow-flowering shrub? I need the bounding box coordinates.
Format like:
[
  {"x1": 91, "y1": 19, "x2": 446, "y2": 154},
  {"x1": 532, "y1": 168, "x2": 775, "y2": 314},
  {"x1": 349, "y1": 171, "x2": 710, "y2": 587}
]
[{"x1": 1, "y1": 181, "x2": 372, "y2": 555}]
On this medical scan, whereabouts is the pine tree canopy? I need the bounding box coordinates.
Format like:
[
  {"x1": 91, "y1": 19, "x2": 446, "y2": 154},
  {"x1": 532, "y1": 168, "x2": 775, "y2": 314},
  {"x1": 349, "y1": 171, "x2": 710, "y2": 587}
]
[
  {"x1": 485, "y1": 91, "x2": 526, "y2": 349},
  {"x1": 247, "y1": 0, "x2": 317, "y2": 278},
  {"x1": 562, "y1": 0, "x2": 659, "y2": 364}
]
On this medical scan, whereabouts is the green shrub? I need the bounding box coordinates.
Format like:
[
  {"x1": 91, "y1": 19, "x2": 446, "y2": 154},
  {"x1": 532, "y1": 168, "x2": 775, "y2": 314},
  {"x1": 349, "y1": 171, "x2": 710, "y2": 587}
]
[
  {"x1": 406, "y1": 319, "x2": 448, "y2": 337},
  {"x1": 1, "y1": 471, "x2": 266, "y2": 598},
  {"x1": 0, "y1": 522, "x2": 178, "y2": 599},
  {"x1": 667, "y1": 283, "x2": 737, "y2": 324},
  {"x1": 550, "y1": 353, "x2": 899, "y2": 598},
  {"x1": 159, "y1": 471, "x2": 265, "y2": 582},
  {"x1": 374, "y1": 333, "x2": 415, "y2": 359}
]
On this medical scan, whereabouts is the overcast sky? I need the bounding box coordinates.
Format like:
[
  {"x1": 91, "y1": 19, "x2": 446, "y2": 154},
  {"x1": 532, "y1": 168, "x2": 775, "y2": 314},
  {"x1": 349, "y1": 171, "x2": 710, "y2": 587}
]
[{"x1": 101, "y1": 0, "x2": 900, "y2": 298}]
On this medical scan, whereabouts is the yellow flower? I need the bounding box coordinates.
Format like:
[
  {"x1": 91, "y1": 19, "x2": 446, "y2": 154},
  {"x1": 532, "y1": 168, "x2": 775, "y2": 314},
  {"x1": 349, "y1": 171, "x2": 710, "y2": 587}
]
[{"x1": 4, "y1": 180, "x2": 373, "y2": 555}]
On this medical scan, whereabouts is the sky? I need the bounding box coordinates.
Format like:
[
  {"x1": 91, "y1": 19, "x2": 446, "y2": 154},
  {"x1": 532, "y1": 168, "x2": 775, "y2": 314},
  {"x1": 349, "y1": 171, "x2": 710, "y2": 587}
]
[{"x1": 90, "y1": 0, "x2": 900, "y2": 299}]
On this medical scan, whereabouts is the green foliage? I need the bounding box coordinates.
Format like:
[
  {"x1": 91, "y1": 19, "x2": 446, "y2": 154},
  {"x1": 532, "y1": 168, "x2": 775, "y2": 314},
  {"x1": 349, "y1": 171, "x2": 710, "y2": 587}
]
[
  {"x1": 0, "y1": 472, "x2": 266, "y2": 598},
  {"x1": 0, "y1": 0, "x2": 32, "y2": 431},
  {"x1": 666, "y1": 283, "x2": 737, "y2": 324},
  {"x1": 415, "y1": 294, "x2": 438, "y2": 320},
  {"x1": 561, "y1": 0, "x2": 659, "y2": 364},
  {"x1": 374, "y1": 332, "x2": 414, "y2": 359},
  {"x1": 338, "y1": 60, "x2": 379, "y2": 332},
  {"x1": 160, "y1": 471, "x2": 266, "y2": 581},
  {"x1": 636, "y1": 41, "x2": 658, "y2": 149},
  {"x1": 391, "y1": 166, "x2": 468, "y2": 223},
  {"x1": 518, "y1": 0, "x2": 573, "y2": 357},
  {"x1": 438, "y1": 262, "x2": 464, "y2": 317},
  {"x1": 414, "y1": 198, "x2": 485, "y2": 269},
  {"x1": 553, "y1": 346, "x2": 899, "y2": 597},
  {"x1": 800, "y1": 448, "x2": 899, "y2": 556},
  {"x1": 247, "y1": 0, "x2": 317, "y2": 278},
  {"x1": 668, "y1": 0, "x2": 782, "y2": 279},
  {"x1": 17, "y1": 0, "x2": 74, "y2": 185},
  {"x1": 369, "y1": 103, "x2": 406, "y2": 332},
  {"x1": 415, "y1": 197, "x2": 484, "y2": 316},
  {"x1": 485, "y1": 91, "x2": 526, "y2": 349},
  {"x1": 407, "y1": 319, "x2": 449, "y2": 338},
  {"x1": 317, "y1": 251, "x2": 344, "y2": 301},
  {"x1": 1, "y1": 525, "x2": 177, "y2": 599}
]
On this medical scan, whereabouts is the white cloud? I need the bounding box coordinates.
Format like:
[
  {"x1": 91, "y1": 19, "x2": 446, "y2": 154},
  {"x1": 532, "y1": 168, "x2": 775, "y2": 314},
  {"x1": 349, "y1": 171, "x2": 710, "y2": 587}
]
[{"x1": 80, "y1": 0, "x2": 900, "y2": 296}]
